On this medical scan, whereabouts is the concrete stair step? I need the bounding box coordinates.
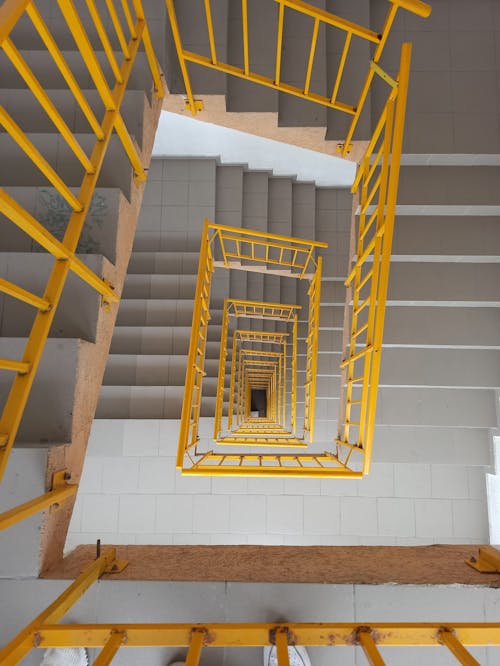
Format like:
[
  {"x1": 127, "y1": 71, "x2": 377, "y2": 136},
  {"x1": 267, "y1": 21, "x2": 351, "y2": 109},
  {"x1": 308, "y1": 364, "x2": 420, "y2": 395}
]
[
  {"x1": 375, "y1": 387, "x2": 497, "y2": 429},
  {"x1": 268, "y1": 177, "x2": 294, "y2": 237},
  {"x1": 316, "y1": 188, "x2": 352, "y2": 279},
  {"x1": 392, "y1": 215, "x2": 500, "y2": 259},
  {"x1": 227, "y1": 0, "x2": 278, "y2": 112},
  {"x1": 278, "y1": 0, "x2": 327, "y2": 129},
  {"x1": 116, "y1": 299, "x2": 222, "y2": 327},
  {"x1": 127, "y1": 251, "x2": 200, "y2": 275},
  {"x1": 0, "y1": 133, "x2": 135, "y2": 201},
  {"x1": 0, "y1": 88, "x2": 147, "y2": 148},
  {"x1": 387, "y1": 262, "x2": 500, "y2": 303},
  {"x1": 0, "y1": 186, "x2": 122, "y2": 265},
  {"x1": 397, "y1": 166, "x2": 500, "y2": 207},
  {"x1": 132, "y1": 232, "x2": 202, "y2": 253},
  {"x1": 378, "y1": 348, "x2": 500, "y2": 389},
  {"x1": 372, "y1": 425, "x2": 491, "y2": 466},
  {"x1": 216, "y1": 164, "x2": 247, "y2": 299},
  {"x1": 165, "y1": 0, "x2": 228, "y2": 95},
  {"x1": 122, "y1": 274, "x2": 197, "y2": 299},
  {"x1": 0, "y1": 50, "x2": 155, "y2": 96},
  {"x1": 110, "y1": 325, "x2": 222, "y2": 356},
  {"x1": 0, "y1": 338, "x2": 81, "y2": 445},
  {"x1": 325, "y1": 0, "x2": 371, "y2": 141},
  {"x1": 216, "y1": 164, "x2": 244, "y2": 228},
  {"x1": 383, "y1": 306, "x2": 500, "y2": 348},
  {"x1": 0, "y1": 252, "x2": 106, "y2": 342},
  {"x1": 96, "y1": 385, "x2": 217, "y2": 419},
  {"x1": 104, "y1": 354, "x2": 227, "y2": 386}
]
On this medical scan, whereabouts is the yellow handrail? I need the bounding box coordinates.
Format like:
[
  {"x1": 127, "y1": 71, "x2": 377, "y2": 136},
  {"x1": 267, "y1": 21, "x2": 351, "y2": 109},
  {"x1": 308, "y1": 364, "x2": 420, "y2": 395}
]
[
  {"x1": 0, "y1": 0, "x2": 164, "y2": 501},
  {"x1": 178, "y1": 222, "x2": 324, "y2": 475},
  {"x1": 165, "y1": 0, "x2": 430, "y2": 153},
  {"x1": 336, "y1": 43, "x2": 412, "y2": 475}
]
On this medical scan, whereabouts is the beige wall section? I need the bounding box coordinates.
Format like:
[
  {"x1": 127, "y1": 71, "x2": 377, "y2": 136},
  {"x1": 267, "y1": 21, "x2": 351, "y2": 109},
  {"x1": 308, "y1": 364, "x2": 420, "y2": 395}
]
[
  {"x1": 45, "y1": 544, "x2": 500, "y2": 586},
  {"x1": 39, "y1": 92, "x2": 165, "y2": 576},
  {"x1": 163, "y1": 93, "x2": 367, "y2": 165}
]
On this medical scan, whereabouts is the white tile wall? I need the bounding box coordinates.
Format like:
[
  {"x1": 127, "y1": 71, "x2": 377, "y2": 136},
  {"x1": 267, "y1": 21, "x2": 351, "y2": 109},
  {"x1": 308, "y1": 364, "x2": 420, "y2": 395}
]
[{"x1": 67, "y1": 419, "x2": 490, "y2": 547}]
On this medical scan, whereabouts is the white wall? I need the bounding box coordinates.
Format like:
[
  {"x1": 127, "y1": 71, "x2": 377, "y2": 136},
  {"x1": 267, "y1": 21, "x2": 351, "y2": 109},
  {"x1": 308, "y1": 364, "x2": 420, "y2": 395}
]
[{"x1": 153, "y1": 112, "x2": 355, "y2": 188}]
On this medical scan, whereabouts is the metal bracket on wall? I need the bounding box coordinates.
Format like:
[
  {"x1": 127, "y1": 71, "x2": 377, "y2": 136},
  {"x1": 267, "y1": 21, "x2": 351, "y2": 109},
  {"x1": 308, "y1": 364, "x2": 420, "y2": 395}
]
[
  {"x1": 100, "y1": 278, "x2": 115, "y2": 311},
  {"x1": 465, "y1": 546, "x2": 500, "y2": 573},
  {"x1": 336, "y1": 142, "x2": 353, "y2": 154},
  {"x1": 184, "y1": 98, "x2": 204, "y2": 112}
]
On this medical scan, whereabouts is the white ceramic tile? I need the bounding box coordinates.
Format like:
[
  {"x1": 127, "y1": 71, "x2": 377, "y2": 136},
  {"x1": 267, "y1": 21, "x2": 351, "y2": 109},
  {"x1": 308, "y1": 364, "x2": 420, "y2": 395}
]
[
  {"x1": 212, "y1": 476, "x2": 249, "y2": 495},
  {"x1": 119, "y1": 495, "x2": 156, "y2": 533},
  {"x1": 340, "y1": 497, "x2": 378, "y2": 536},
  {"x1": 321, "y1": 479, "x2": 358, "y2": 497},
  {"x1": 283, "y1": 478, "x2": 321, "y2": 495},
  {"x1": 103, "y1": 457, "x2": 140, "y2": 494},
  {"x1": 304, "y1": 496, "x2": 340, "y2": 535},
  {"x1": 138, "y1": 457, "x2": 176, "y2": 494},
  {"x1": 267, "y1": 496, "x2": 304, "y2": 535},
  {"x1": 229, "y1": 495, "x2": 266, "y2": 534},
  {"x1": 377, "y1": 498, "x2": 415, "y2": 537},
  {"x1": 79, "y1": 457, "x2": 103, "y2": 494},
  {"x1": 123, "y1": 420, "x2": 159, "y2": 456},
  {"x1": 156, "y1": 495, "x2": 193, "y2": 533},
  {"x1": 174, "y1": 470, "x2": 212, "y2": 494},
  {"x1": 415, "y1": 499, "x2": 454, "y2": 538},
  {"x1": 354, "y1": 463, "x2": 395, "y2": 498},
  {"x1": 193, "y1": 495, "x2": 230, "y2": 534},
  {"x1": 452, "y1": 499, "x2": 489, "y2": 539},
  {"x1": 394, "y1": 464, "x2": 432, "y2": 498},
  {"x1": 86, "y1": 420, "x2": 125, "y2": 458},
  {"x1": 81, "y1": 495, "x2": 119, "y2": 533},
  {"x1": 431, "y1": 465, "x2": 469, "y2": 499}
]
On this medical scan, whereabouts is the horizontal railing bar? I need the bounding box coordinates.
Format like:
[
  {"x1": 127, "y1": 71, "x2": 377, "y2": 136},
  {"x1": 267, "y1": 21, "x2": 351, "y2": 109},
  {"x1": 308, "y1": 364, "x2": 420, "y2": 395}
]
[
  {"x1": 0, "y1": 106, "x2": 82, "y2": 211},
  {"x1": 3, "y1": 38, "x2": 95, "y2": 173},
  {"x1": 340, "y1": 345, "x2": 373, "y2": 368},
  {"x1": 0, "y1": 358, "x2": 31, "y2": 374},
  {"x1": 26, "y1": 3, "x2": 104, "y2": 138},
  {"x1": 35, "y1": 622, "x2": 500, "y2": 648},
  {"x1": 275, "y1": 0, "x2": 380, "y2": 43},
  {"x1": 0, "y1": 277, "x2": 51, "y2": 311},
  {"x1": 183, "y1": 51, "x2": 356, "y2": 115}
]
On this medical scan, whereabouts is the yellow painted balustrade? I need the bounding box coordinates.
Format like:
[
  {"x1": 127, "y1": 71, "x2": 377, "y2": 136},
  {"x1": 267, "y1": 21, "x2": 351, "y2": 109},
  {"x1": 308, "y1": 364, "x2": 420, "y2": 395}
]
[{"x1": 0, "y1": 0, "x2": 163, "y2": 528}]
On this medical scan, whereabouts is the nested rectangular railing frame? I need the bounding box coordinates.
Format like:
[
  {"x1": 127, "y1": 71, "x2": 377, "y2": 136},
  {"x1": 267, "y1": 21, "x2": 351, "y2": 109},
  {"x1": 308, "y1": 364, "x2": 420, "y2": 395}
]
[
  {"x1": 238, "y1": 355, "x2": 282, "y2": 428},
  {"x1": 177, "y1": 221, "x2": 326, "y2": 475},
  {"x1": 213, "y1": 298, "x2": 300, "y2": 440},
  {"x1": 2, "y1": 550, "x2": 499, "y2": 666},
  {"x1": 0, "y1": 0, "x2": 164, "y2": 528},
  {"x1": 165, "y1": 0, "x2": 430, "y2": 155},
  {"x1": 336, "y1": 42, "x2": 412, "y2": 476}
]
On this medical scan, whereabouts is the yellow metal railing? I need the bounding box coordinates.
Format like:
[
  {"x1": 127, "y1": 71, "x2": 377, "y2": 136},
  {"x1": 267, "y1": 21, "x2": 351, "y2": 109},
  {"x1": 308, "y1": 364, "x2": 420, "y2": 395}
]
[
  {"x1": 177, "y1": 223, "x2": 214, "y2": 466},
  {"x1": 210, "y1": 222, "x2": 326, "y2": 278},
  {"x1": 303, "y1": 257, "x2": 322, "y2": 443},
  {"x1": 231, "y1": 331, "x2": 290, "y2": 437},
  {"x1": 165, "y1": 0, "x2": 430, "y2": 154},
  {"x1": 3, "y1": 552, "x2": 499, "y2": 666},
  {"x1": 214, "y1": 299, "x2": 300, "y2": 439},
  {"x1": 0, "y1": 1, "x2": 163, "y2": 520},
  {"x1": 228, "y1": 329, "x2": 289, "y2": 433},
  {"x1": 177, "y1": 221, "x2": 325, "y2": 474},
  {"x1": 336, "y1": 43, "x2": 412, "y2": 475}
]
